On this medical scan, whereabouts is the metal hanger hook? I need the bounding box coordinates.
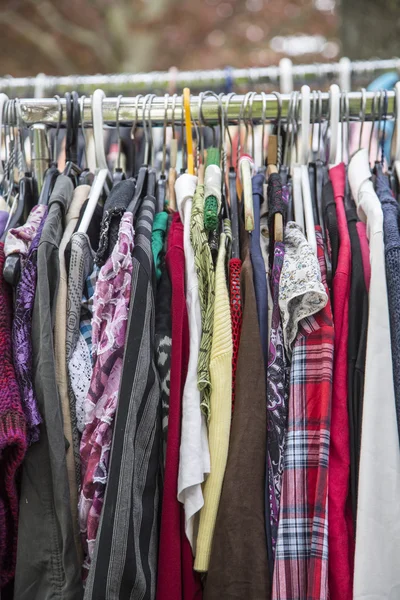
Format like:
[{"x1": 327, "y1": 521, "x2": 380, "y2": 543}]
[
  {"x1": 271, "y1": 91, "x2": 282, "y2": 168},
  {"x1": 130, "y1": 94, "x2": 143, "y2": 141},
  {"x1": 115, "y1": 94, "x2": 123, "y2": 170},
  {"x1": 368, "y1": 89, "x2": 379, "y2": 164},
  {"x1": 375, "y1": 89, "x2": 384, "y2": 163},
  {"x1": 200, "y1": 90, "x2": 220, "y2": 148},
  {"x1": 53, "y1": 94, "x2": 62, "y2": 163},
  {"x1": 197, "y1": 92, "x2": 205, "y2": 165},
  {"x1": 161, "y1": 93, "x2": 169, "y2": 175},
  {"x1": 79, "y1": 94, "x2": 88, "y2": 168},
  {"x1": 358, "y1": 87, "x2": 367, "y2": 150},
  {"x1": 245, "y1": 91, "x2": 257, "y2": 160},
  {"x1": 236, "y1": 92, "x2": 250, "y2": 168},
  {"x1": 223, "y1": 92, "x2": 235, "y2": 167}
]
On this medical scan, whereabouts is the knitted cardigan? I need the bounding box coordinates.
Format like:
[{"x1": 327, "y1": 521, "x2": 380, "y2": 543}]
[
  {"x1": 0, "y1": 243, "x2": 28, "y2": 586},
  {"x1": 376, "y1": 168, "x2": 400, "y2": 444}
]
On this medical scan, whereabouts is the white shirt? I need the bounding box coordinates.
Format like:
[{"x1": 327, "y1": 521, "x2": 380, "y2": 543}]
[
  {"x1": 349, "y1": 149, "x2": 400, "y2": 600},
  {"x1": 176, "y1": 174, "x2": 211, "y2": 550}
]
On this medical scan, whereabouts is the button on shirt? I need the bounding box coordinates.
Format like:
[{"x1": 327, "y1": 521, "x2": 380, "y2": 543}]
[{"x1": 349, "y1": 149, "x2": 400, "y2": 600}]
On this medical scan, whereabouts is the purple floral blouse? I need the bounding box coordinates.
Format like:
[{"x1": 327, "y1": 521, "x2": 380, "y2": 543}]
[
  {"x1": 12, "y1": 207, "x2": 48, "y2": 445},
  {"x1": 78, "y1": 211, "x2": 134, "y2": 574}
]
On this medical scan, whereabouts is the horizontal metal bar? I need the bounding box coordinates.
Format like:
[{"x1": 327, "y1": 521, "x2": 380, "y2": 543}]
[
  {"x1": 1, "y1": 58, "x2": 400, "y2": 95},
  {"x1": 15, "y1": 91, "x2": 396, "y2": 127}
]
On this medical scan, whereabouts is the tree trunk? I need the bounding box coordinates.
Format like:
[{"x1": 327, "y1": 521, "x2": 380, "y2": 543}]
[{"x1": 341, "y1": 0, "x2": 400, "y2": 59}]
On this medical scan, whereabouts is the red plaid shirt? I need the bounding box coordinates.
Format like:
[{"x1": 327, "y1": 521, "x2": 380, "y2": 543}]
[{"x1": 272, "y1": 227, "x2": 334, "y2": 600}]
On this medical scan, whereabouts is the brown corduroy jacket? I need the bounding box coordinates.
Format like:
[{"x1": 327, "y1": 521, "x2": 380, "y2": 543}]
[{"x1": 204, "y1": 237, "x2": 271, "y2": 600}]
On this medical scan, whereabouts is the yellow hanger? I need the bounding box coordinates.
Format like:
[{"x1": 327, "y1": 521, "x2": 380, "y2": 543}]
[{"x1": 183, "y1": 87, "x2": 194, "y2": 175}]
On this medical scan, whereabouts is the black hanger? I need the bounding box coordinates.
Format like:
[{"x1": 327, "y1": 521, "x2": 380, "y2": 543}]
[
  {"x1": 155, "y1": 174, "x2": 166, "y2": 213},
  {"x1": 308, "y1": 163, "x2": 319, "y2": 224},
  {"x1": 38, "y1": 163, "x2": 59, "y2": 205},
  {"x1": 126, "y1": 165, "x2": 147, "y2": 215},
  {"x1": 146, "y1": 167, "x2": 157, "y2": 198},
  {"x1": 113, "y1": 95, "x2": 126, "y2": 184},
  {"x1": 63, "y1": 92, "x2": 82, "y2": 185},
  {"x1": 229, "y1": 168, "x2": 240, "y2": 259}
]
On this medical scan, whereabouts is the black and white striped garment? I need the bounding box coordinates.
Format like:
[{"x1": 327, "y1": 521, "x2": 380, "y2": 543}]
[{"x1": 84, "y1": 193, "x2": 161, "y2": 600}]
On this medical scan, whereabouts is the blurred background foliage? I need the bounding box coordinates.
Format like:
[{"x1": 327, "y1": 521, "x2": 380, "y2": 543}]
[{"x1": 0, "y1": 0, "x2": 394, "y2": 77}]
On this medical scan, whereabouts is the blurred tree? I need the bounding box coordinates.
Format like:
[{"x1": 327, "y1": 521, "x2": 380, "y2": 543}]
[
  {"x1": 0, "y1": 0, "x2": 338, "y2": 76},
  {"x1": 341, "y1": 0, "x2": 400, "y2": 59}
]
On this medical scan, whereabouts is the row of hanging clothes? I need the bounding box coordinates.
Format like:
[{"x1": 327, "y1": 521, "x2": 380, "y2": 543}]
[{"x1": 0, "y1": 82, "x2": 399, "y2": 600}]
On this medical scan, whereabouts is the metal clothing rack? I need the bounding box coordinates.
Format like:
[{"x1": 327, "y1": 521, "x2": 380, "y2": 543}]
[
  {"x1": 14, "y1": 90, "x2": 397, "y2": 128},
  {"x1": 1, "y1": 57, "x2": 400, "y2": 97}
]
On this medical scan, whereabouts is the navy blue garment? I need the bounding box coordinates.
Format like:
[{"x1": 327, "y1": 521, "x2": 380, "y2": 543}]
[
  {"x1": 376, "y1": 166, "x2": 400, "y2": 445},
  {"x1": 249, "y1": 172, "x2": 273, "y2": 574}
]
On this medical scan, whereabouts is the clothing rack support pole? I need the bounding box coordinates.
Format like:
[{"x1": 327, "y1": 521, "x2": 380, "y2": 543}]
[
  {"x1": 0, "y1": 58, "x2": 399, "y2": 95},
  {"x1": 15, "y1": 90, "x2": 396, "y2": 127}
]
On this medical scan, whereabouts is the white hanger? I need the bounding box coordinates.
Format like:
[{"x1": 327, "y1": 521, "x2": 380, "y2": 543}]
[
  {"x1": 279, "y1": 58, "x2": 293, "y2": 94},
  {"x1": 348, "y1": 147, "x2": 372, "y2": 204},
  {"x1": 77, "y1": 168, "x2": 108, "y2": 233},
  {"x1": 339, "y1": 57, "x2": 351, "y2": 93},
  {"x1": 329, "y1": 84, "x2": 340, "y2": 166},
  {"x1": 299, "y1": 85, "x2": 316, "y2": 254},
  {"x1": 78, "y1": 89, "x2": 110, "y2": 234},
  {"x1": 92, "y1": 89, "x2": 108, "y2": 171},
  {"x1": 288, "y1": 91, "x2": 305, "y2": 233}
]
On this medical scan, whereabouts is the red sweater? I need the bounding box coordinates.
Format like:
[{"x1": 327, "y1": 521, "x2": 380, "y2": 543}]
[
  {"x1": 157, "y1": 213, "x2": 202, "y2": 600},
  {"x1": 328, "y1": 164, "x2": 355, "y2": 600}
]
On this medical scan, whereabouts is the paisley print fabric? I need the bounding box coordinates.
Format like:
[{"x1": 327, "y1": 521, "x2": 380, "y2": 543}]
[
  {"x1": 12, "y1": 208, "x2": 48, "y2": 445},
  {"x1": 4, "y1": 204, "x2": 47, "y2": 266},
  {"x1": 78, "y1": 212, "x2": 134, "y2": 575},
  {"x1": 266, "y1": 181, "x2": 289, "y2": 555},
  {"x1": 267, "y1": 240, "x2": 289, "y2": 555}
]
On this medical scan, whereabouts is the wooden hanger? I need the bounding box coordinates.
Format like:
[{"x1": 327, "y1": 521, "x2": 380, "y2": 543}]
[{"x1": 267, "y1": 135, "x2": 283, "y2": 242}]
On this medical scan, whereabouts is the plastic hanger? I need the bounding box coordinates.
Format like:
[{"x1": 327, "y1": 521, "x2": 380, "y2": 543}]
[
  {"x1": 37, "y1": 95, "x2": 62, "y2": 206},
  {"x1": 3, "y1": 178, "x2": 36, "y2": 285},
  {"x1": 92, "y1": 89, "x2": 108, "y2": 170},
  {"x1": 126, "y1": 95, "x2": 155, "y2": 215},
  {"x1": 78, "y1": 89, "x2": 111, "y2": 233},
  {"x1": 2, "y1": 101, "x2": 27, "y2": 231},
  {"x1": 328, "y1": 83, "x2": 340, "y2": 166},
  {"x1": 224, "y1": 93, "x2": 240, "y2": 258},
  {"x1": 167, "y1": 93, "x2": 178, "y2": 211},
  {"x1": 63, "y1": 91, "x2": 82, "y2": 185},
  {"x1": 341, "y1": 90, "x2": 358, "y2": 211},
  {"x1": 155, "y1": 94, "x2": 169, "y2": 213},
  {"x1": 314, "y1": 90, "x2": 326, "y2": 229},
  {"x1": 279, "y1": 57, "x2": 293, "y2": 94},
  {"x1": 288, "y1": 91, "x2": 305, "y2": 232},
  {"x1": 266, "y1": 92, "x2": 283, "y2": 242},
  {"x1": 2, "y1": 100, "x2": 38, "y2": 284},
  {"x1": 236, "y1": 92, "x2": 255, "y2": 232},
  {"x1": 77, "y1": 95, "x2": 94, "y2": 186},
  {"x1": 113, "y1": 95, "x2": 126, "y2": 184},
  {"x1": 298, "y1": 85, "x2": 316, "y2": 253}
]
